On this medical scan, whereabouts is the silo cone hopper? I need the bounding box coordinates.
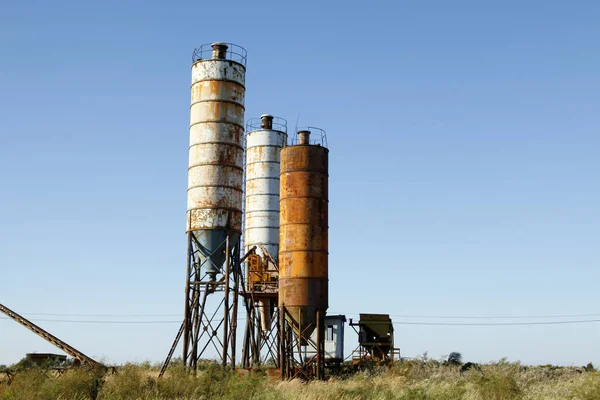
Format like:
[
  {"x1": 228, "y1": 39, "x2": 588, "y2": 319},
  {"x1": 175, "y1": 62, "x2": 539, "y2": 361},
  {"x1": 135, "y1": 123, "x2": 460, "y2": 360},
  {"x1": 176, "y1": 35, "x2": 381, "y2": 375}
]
[
  {"x1": 195, "y1": 230, "x2": 241, "y2": 282},
  {"x1": 284, "y1": 308, "x2": 319, "y2": 344},
  {"x1": 259, "y1": 298, "x2": 276, "y2": 334}
]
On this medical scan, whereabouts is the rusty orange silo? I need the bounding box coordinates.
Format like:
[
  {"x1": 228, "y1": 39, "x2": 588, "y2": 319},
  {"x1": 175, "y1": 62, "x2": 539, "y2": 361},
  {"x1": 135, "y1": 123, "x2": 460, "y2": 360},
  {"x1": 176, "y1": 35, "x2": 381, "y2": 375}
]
[{"x1": 279, "y1": 129, "x2": 328, "y2": 343}]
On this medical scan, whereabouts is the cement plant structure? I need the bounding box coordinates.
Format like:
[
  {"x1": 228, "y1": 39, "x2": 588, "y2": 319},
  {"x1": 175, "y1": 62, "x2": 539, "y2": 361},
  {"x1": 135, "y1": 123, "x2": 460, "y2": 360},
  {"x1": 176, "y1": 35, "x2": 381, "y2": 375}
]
[
  {"x1": 241, "y1": 115, "x2": 287, "y2": 369},
  {"x1": 0, "y1": 41, "x2": 405, "y2": 383},
  {"x1": 182, "y1": 42, "x2": 247, "y2": 371},
  {"x1": 162, "y1": 42, "x2": 332, "y2": 379}
]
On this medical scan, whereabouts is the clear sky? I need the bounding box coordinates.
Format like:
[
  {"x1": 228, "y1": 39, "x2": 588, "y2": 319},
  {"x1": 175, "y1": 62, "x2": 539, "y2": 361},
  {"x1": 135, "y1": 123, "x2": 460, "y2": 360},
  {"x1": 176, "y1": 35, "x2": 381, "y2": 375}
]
[{"x1": 1, "y1": 0, "x2": 599, "y2": 367}]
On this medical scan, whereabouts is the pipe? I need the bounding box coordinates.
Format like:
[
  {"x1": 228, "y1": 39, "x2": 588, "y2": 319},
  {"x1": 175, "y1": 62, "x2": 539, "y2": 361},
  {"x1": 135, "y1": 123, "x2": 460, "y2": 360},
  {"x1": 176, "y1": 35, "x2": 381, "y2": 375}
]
[
  {"x1": 211, "y1": 42, "x2": 228, "y2": 59},
  {"x1": 297, "y1": 130, "x2": 310, "y2": 145}
]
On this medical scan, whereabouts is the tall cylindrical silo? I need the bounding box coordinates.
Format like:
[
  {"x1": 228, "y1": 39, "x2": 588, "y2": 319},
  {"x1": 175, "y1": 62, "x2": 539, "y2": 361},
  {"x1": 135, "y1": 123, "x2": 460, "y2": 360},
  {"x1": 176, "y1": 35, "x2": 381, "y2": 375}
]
[
  {"x1": 245, "y1": 115, "x2": 287, "y2": 267},
  {"x1": 245, "y1": 115, "x2": 287, "y2": 333},
  {"x1": 187, "y1": 42, "x2": 246, "y2": 279},
  {"x1": 182, "y1": 42, "x2": 247, "y2": 370},
  {"x1": 279, "y1": 129, "x2": 328, "y2": 341}
]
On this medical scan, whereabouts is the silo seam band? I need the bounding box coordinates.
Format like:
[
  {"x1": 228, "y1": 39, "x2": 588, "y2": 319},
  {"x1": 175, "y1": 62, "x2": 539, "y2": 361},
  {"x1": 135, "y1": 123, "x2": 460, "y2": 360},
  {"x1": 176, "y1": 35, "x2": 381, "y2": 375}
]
[
  {"x1": 191, "y1": 78, "x2": 246, "y2": 87},
  {"x1": 244, "y1": 224, "x2": 279, "y2": 228},
  {"x1": 246, "y1": 194, "x2": 280, "y2": 198},
  {"x1": 279, "y1": 250, "x2": 329, "y2": 254},
  {"x1": 189, "y1": 142, "x2": 244, "y2": 151},
  {"x1": 281, "y1": 170, "x2": 329, "y2": 175},
  {"x1": 188, "y1": 163, "x2": 243, "y2": 171},
  {"x1": 188, "y1": 184, "x2": 243, "y2": 192},
  {"x1": 246, "y1": 129, "x2": 287, "y2": 135},
  {"x1": 190, "y1": 121, "x2": 244, "y2": 130},
  {"x1": 187, "y1": 206, "x2": 242, "y2": 212},
  {"x1": 246, "y1": 144, "x2": 285, "y2": 150},
  {"x1": 192, "y1": 60, "x2": 246, "y2": 70},
  {"x1": 280, "y1": 196, "x2": 329, "y2": 201},
  {"x1": 279, "y1": 222, "x2": 330, "y2": 227},
  {"x1": 190, "y1": 99, "x2": 245, "y2": 109},
  {"x1": 246, "y1": 161, "x2": 280, "y2": 166},
  {"x1": 245, "y1": 177, "x2": 280, "y2": 182}
]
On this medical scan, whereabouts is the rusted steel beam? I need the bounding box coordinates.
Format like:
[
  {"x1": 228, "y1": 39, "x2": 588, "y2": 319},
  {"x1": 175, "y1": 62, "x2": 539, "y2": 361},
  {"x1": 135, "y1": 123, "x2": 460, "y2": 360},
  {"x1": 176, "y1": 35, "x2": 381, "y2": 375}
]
[
  {"x1": 159, "y1": 320, "x2": 184, "y2": 378},
  {"x1": 0, "y1": 303, "x2": 104, "y2": 369}
]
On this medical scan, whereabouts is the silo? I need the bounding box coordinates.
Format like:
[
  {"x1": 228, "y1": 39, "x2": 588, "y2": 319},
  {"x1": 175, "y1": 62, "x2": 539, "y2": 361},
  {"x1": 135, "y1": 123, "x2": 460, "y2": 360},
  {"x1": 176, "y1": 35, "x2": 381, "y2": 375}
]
[
  {"x1": 182, "y1": 42, "x2": 246, "y2": 371},
  {"x1": 187, "y1": 42, "x2": 246, "y2": 277},
  {"x1": 244, "y1": 114, "x2": 287, "y2": 333},
  {"x1": 279, "y1": 129, "x2": 328, "y2": 379}
]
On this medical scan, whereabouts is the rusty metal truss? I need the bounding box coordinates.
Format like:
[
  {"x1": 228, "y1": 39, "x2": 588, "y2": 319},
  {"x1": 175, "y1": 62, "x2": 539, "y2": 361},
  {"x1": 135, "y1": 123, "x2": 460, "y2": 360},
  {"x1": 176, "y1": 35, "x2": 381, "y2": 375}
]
[
  {"x1": 279, "y1": 306, "x2": 325, "y2": 380},
  {"x1": 241, "y1": 246, "x2": 280, "y2": 369},
  {"x1": 0, "y1": 303, "x2": 104, "y2": 369},
  {"x1": 182, "y1": 230, "x2": 242, "y2": 371}
]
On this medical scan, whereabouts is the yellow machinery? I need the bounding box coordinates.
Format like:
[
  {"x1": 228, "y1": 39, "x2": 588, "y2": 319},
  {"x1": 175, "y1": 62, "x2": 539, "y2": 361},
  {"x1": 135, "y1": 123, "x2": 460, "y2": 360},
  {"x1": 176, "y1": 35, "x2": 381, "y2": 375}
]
[
  {"x1": 246, "y1": 253, "x2": 278, "y2": 295},
  {"x1": 241, "y1": 251, "x2": 280, "y2": 368}
]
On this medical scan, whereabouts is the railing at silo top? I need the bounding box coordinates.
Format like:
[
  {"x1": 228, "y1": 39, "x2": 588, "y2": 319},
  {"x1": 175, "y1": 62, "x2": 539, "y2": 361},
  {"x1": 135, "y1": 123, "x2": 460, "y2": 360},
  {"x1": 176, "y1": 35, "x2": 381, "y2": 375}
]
[
  {"x1": 246, "y1": 117, "x2": 288, "y2": 134},
  {"x1": 290, "y1": 126, "x2": 328, "y2": 147},
  {"x1": 192, "y1": 42, "x2": 248, "y2": 66}
]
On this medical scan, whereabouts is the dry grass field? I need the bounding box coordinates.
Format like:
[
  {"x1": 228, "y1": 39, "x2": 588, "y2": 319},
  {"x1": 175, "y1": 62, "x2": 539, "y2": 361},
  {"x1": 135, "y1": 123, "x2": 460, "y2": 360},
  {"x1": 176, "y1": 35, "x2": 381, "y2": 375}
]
[{"x1": 1, "y1": 358, "x2": 599, "y2": 399}]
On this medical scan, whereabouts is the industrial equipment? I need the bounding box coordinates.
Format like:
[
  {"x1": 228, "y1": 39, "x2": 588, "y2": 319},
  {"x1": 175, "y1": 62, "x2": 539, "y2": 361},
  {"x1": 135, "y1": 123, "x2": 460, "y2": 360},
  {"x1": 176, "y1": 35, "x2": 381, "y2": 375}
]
[
  {"x1": 180, "y1": 42, "x2": 247, "y2": 372},
  {"x1": 279, "y1": 128, "x2": 329, "y2": 380},
  {"x1": 241, "y1": 114, "x2": 287, "y2": 369},
  {"x1": 0, "y1": 303, "x2": 104, "y2": 369},
  {"x1": 349, "y1": 314, "x2": 400, "y2": 366},
  {"x1": 308, "y1": 314, "x2": 346, "y2": 368},
  {"x1": 2, "y1": 41, "x2": 410, "y2": 382},
  {"x1": 25, "y1": 353, "x2": 67, "y2": 364}
]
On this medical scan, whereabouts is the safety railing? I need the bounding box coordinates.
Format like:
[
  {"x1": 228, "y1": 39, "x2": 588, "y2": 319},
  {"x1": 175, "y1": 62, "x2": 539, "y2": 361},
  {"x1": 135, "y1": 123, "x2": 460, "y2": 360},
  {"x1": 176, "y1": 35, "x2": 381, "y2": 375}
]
[
  {"x1": 290, "y1": 126, "x2": 328, "y2": 147},
  {"x1": 192, "y1": 42, "x2": 247, "y2": 66},
  {"x1": 246, "y1": 116, "x2": 288, "y2": 134}
]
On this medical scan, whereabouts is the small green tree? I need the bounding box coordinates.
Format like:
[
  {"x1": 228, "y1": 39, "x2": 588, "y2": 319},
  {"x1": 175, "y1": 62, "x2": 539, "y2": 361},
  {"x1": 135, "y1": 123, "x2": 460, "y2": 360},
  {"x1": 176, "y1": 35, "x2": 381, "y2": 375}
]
[
  {"x1": 447, "y1": 352, "x2": 463, "y2": 366},
  {"x1": 585, "y1": 362, "x2": 595, "y2": 372},
  {"x1": 11, "y1": 356, "x2": 37, "y2": 371}
]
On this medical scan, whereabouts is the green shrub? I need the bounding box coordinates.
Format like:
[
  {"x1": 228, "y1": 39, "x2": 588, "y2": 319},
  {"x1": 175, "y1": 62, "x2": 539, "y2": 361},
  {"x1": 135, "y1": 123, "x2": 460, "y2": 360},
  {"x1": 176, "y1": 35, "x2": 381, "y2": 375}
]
[
  {"x1": 573, "y1": 372, "x2": 600, "y2": 400},
  {"x1": 472, "y1": 364, "x2": 522, "y2": 400},
  {"x1": 98, "y1": 364, "x2": 152, "y2": 399},
  {"x1": 0, "y1": 368, "x2": 101, "y2": 400},
  {"x1": 3, "y1": 359, "x2": 600, "y2": 399}
]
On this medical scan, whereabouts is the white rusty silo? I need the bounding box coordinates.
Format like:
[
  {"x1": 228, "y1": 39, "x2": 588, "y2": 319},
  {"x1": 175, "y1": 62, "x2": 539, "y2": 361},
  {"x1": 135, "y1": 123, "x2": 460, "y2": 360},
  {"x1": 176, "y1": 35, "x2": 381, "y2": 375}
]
[
  {"x1": 244, "y1": 114, "x2": 287, "y2": 333},
  {"x1": 187, "y1": 42, "x2": 246, "y2": 279},
  {"x1": 182, "y1": 42, "x2": 247, "y2": 370}
]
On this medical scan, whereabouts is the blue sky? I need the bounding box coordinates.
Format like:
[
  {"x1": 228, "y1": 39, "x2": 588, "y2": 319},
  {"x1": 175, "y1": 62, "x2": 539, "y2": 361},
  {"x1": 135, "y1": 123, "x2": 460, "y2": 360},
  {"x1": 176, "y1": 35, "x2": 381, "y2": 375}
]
[{"x1": 1, "y1": 0, "x2": 599, "y2": 366}]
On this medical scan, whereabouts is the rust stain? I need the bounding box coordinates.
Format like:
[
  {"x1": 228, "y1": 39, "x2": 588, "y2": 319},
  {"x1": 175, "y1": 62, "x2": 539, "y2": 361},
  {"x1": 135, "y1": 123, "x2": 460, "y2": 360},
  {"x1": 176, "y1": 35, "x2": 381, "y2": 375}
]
[
  {"x1": 187, "y1": 60, "x2": 245, "y2": 233},
  {"x1": 191, "y1": 81, "x2": 245, "y2": 103},
  {"x1": 278, "y1": 145, "x2": 328, "y2": 338}
]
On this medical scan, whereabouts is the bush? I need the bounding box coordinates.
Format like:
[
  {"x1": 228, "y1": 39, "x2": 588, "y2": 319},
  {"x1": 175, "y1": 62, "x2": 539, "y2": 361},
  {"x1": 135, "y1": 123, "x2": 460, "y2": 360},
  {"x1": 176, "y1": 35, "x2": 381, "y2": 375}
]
[
  {"x1": 573, "y1": 373, "x2": 600, "y2": 400},
  {"x1": 472, "y1": 363, "x2": 522, "y2": 400},
  {"x1": 0, "y1": 368, "x2": 102, "y2": 400},
  {"x1": 447, "y1": 352, "x2": 463, "y2": 366},
  {"x1": 2, "y1": 359, "x2": 600, "y2": 399}
]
